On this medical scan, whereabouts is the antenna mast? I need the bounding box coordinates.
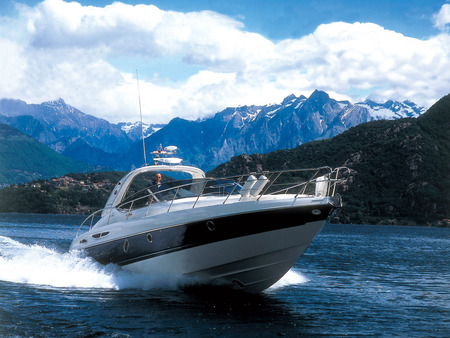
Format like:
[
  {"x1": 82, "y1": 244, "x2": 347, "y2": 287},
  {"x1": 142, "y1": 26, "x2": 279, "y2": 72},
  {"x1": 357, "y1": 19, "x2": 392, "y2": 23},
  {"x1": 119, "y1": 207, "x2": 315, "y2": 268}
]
[{"x1": 136, "y1": 69, "x2": 147, "y2": 166}]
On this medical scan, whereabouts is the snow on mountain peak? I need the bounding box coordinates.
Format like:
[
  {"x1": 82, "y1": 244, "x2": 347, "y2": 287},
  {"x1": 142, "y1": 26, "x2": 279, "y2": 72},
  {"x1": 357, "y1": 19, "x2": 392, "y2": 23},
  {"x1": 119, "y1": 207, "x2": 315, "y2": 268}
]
[
  {"x1": 357, "y1": 99, "x2": 425, "y2": 120},
  {"x1": 118, "y1": 121, "x2": 164, "y2": 140}
]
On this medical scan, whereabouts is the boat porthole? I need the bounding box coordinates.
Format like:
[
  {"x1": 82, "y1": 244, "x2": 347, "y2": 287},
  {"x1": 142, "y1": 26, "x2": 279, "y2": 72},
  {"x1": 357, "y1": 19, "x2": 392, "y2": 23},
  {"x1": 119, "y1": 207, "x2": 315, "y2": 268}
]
[
  {"x1": 312, "y1": 209, "x2": 321, "y2": 215},
  {"x1": 123, "y1": 239, "x2": 129, "y2": 253},
  {"x1": 146, "y1": 233, "x2": 153, "y2": 243},
  {"x1": 206, "y1": 220, "x2": 215, "y2": 232}
]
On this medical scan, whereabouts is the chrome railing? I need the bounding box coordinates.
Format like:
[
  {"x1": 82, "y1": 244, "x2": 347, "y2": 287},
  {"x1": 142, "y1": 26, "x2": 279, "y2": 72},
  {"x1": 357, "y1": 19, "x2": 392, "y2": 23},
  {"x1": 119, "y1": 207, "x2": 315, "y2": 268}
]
[{"x1": 77, "y1": 166, "x2": 349, "y2": 235}]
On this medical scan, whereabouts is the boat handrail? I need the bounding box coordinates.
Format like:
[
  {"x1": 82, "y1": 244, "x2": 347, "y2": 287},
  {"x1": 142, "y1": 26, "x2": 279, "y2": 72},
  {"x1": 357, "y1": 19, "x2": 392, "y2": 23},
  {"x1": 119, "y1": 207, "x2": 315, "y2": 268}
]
[
  {"x1": 75, "y1": 166, "x2": 349, "y2": 235},
  {"x1": 258, "y1": 166, "x2": 332, "y2": 197},
  {"x1": 114, "y1": 166, "x2": 347, "y2": 214},
  {"x1": 76, "y1": 208, "x2": 105, "y2": 236}
]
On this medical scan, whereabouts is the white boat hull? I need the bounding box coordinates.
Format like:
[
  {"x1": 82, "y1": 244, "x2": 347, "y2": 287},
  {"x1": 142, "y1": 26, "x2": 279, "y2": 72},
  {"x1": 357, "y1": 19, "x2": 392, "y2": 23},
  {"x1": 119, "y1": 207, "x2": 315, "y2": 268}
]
[
  {"x1": 73, "y1": 197, "x2": 338, "y2": 292},
  {"x1": 124, "y1": 220, "x2": 325, "y2": 293},
  {"x1": 69, "y1": 159, "x2": 347, "y2": 293}
]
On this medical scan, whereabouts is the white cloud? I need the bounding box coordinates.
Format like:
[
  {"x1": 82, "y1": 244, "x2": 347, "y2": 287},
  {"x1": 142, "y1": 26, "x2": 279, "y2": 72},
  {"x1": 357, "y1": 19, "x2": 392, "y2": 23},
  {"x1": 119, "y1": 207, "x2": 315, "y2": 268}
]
[
  {"x1": 275, "y1": 22, "x2": 450, "y2": 106},
  {"x1": 0, "y1": 38, "x2": 27, "y2": 96},
  {"x1": 0, "y1": 0, "x2": 449, "y2": 124},
  {"x1": 433, "y1": 3, "x2": 450, "y2": 31}
]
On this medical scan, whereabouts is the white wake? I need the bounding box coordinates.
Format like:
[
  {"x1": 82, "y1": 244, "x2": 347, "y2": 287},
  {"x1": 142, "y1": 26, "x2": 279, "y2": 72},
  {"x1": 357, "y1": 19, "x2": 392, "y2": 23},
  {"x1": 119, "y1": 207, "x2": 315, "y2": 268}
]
[
  {"x1": 0, "y1": 235, "x2": 308, "y2": 291},
  {"x1": 0, "y1": 236, "x2": 183, "y2": 290},
  {"x1": 269, "y1": 269, "x2": 309, "y2": 290}
]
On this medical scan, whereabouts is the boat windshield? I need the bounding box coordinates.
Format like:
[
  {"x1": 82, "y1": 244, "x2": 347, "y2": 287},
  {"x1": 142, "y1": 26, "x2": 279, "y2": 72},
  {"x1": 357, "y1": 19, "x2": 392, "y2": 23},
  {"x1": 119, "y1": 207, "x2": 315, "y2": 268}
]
[{"x1": 117, "y1": 174, "x2": 242, "y2": 211}]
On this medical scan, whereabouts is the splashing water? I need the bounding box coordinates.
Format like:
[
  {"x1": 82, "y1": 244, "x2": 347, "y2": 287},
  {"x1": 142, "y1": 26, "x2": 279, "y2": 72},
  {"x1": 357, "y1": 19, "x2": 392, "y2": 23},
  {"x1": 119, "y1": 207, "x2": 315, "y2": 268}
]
[
  {"x1": 269, "y1": 269, "x2": 309, "y2": 290},
  {"x1": 0, "y1": 235, "x2": 308, "y2": 291},
  {"x1": 0, "y1": 236, "x2": 186, "y2": 290}
]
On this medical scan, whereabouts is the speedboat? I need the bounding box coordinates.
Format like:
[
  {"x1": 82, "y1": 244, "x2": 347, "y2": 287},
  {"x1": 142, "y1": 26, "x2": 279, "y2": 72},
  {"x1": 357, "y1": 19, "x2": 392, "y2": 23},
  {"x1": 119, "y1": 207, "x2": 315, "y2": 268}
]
[{"x1": 70, "y1": 145, "x2": 348, "y2": 293}]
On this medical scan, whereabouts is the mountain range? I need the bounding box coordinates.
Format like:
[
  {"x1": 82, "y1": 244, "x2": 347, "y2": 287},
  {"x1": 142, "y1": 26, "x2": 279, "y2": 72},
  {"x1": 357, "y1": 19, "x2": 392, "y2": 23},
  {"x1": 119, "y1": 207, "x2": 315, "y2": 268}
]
[
  {"x1": 0, "y1": 90, "x2": 426, "y2": 183},
  {"x1": 1, "y1": 93, "x2": 447, "y2": 226},
  {"x1": 131, "y1": 91, "x2": 424, "y2": 170},
  {"x1": 209, "y1": 93, "x2": 450, "y2": 226}
]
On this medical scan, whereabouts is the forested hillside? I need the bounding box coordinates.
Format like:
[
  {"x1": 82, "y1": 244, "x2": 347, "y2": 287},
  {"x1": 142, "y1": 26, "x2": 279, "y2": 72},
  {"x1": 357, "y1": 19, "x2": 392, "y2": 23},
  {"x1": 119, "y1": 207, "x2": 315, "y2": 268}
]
[
  {"x1": 209, "y1": 93, "x2": 450, "y2": 226},
  {"x1": 0, "y1": 171, "x2": 124, "y2": 214},
  {"x1": 0, "y1": 124, "x2": 93, "y2": 185}
]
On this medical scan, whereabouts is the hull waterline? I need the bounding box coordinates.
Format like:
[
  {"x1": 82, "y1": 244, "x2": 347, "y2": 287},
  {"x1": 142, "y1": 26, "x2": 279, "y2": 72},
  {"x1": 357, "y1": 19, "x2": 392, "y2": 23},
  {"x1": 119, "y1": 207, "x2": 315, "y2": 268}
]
[{"x1": 122, "y1": 220, "x2": 326, "y2": 293}]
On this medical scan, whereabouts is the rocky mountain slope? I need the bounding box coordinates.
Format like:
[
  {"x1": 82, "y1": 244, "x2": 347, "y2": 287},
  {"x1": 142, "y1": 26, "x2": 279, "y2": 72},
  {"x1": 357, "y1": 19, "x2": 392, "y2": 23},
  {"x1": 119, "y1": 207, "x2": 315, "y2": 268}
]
[
  {"x1": 125, "y1": 90, "x2": 425, "y2": 170},
  {"x1": 0, "y1": 99, "x2": 159, "y2": 168},
  {"x1": 0, "y1": 99, "x2": 132, "y2": 153},
  {"x1": 0, "y1": 91, "x2": 426, "y2": 173},
  {"x1": 209, "y1": 93, "x2": 449, "y2": 226}
]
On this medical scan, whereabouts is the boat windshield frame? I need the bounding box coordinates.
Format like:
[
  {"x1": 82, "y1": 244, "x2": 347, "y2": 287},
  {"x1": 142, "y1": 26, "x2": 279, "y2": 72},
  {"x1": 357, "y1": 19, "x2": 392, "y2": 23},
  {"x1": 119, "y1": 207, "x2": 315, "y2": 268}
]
[
  {"x1": 117, "y1": 177, "x2": 242, "y2": 212},
  {"x1": 102, "y1": 164, "x2": 206, "y2": 215}
]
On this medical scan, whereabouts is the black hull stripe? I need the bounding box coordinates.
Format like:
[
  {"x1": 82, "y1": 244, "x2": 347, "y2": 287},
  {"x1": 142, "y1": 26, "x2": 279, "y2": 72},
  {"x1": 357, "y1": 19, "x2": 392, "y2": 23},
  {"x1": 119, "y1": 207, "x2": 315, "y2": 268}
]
[{"x1": 84, "y1": 203, "x2": 336, "y2": 266}]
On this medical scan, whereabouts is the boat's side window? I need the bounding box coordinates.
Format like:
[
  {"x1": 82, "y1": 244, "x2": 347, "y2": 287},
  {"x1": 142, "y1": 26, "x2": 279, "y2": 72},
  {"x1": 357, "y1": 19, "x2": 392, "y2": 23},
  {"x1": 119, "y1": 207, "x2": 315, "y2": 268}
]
[
  {"x1": 119, "y1": 172, "x2": 156, "y2": 210},
  {"x1": 118, "y1": 171, "x2": 198, "y2": 209}
]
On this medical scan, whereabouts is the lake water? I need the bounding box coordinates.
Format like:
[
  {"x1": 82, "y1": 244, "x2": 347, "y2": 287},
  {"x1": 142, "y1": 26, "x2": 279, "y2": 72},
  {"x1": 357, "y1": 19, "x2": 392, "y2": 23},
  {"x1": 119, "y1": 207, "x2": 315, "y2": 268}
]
[{"x1": 0, "y1": 213, "x2": 449, "y2": 337}]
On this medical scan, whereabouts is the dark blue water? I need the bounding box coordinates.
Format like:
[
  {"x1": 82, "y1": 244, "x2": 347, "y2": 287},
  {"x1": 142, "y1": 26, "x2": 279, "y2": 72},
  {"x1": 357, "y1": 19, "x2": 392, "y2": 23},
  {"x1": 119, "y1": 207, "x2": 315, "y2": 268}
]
[{"x1": 0, "y1": 213, "x2": 449, "y2": 337}]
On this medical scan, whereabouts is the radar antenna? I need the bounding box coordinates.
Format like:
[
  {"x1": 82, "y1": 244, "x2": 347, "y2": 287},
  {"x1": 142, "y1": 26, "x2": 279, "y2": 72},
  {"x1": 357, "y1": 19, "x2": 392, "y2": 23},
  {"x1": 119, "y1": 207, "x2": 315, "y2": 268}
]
[{"x1": 136, "y1": 69, "x2": 147, "y2": 166}]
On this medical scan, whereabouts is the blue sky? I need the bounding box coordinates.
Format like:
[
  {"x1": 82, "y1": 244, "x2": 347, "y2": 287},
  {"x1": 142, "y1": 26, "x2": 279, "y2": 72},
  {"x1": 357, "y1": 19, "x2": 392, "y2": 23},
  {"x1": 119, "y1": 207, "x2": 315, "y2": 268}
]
[
  {"x1": 0, "y1": 0, "x2": 449, "y2": 123},
  {"x1": 2, "y1": 0, "x2": 444, "y2": 38}
]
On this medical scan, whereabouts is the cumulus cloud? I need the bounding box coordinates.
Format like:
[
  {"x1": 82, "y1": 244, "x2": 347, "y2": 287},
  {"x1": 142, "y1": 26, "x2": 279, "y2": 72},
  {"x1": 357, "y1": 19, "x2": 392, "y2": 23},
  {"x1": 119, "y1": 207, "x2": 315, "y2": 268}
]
[
  {"x1": 0, "y1": 38, "x2": 27, "y2": 96},
  {"x1": 279, "y1": 22, "x2": 450, "y2": 105},
  {"x1": 433, "y1": 3, "x2": 450, "y2": 31},
  {"x1": 0, "y1": 0, "x2": 449, "y2": 124}
]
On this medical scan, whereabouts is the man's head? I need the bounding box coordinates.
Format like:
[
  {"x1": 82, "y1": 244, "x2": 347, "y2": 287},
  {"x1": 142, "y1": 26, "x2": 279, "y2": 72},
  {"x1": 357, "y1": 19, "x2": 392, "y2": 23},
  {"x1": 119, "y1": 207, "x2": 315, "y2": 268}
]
[{"x1": 154, "y1": 173, "x2": 162, "y2": 183}]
